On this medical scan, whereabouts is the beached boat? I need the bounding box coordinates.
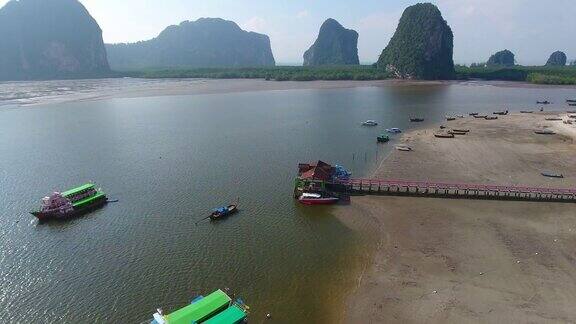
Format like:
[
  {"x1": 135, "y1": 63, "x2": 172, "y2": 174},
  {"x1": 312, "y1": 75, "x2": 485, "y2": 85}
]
[
  {"x1": 569, "y1": 103, "x2": 576, "y2": 106},
  {"x1": 473, "y1": 115, "x2": 487, "y2": 119},
  {"x1": 567, "y1": 110, "x2": 576, "y2": 114},
  {"x1": 385, "y1": 128, "x2": 402, "y2": 134},
  {"x1": 541, "y1": 172, "x2": 564, "y2": 178},
  {"x1": 537, "y1": 100, "x2": 551, "y2": 105},
  {"x1": 456, "y1": 114, "x2": 465, "y2": 118},
  {"x1": 545, "y1": 117, "x2": 562, "y2": 121},
  {"x1": 493, "y1": 110, "x2": 509, "y2": 115},
  {"x1": 534, "y1": 129, "x2": 556, "y2": 135},
  {"x1": 395, "y1": 145, "x2": 412, "y2": 151},
  {"x1": 485, "y1": 116, "x2": 498, "y2": 120},
  {"x1": 30, "y1": 183, "x2": 107, "y2": 221},
  {"x1": 445, "y1": 116, "x2": 456, "y2": 121},
  {"x1": 410, "y1": 118, "x2": 425, "y2": 122},
  {"x1": 435, "y1": 133, "x2": 455, "y2": 138},
  {"x1": 362, "y1": 120, "x2": 378, "y2": 126},
  {"x1": 449, "y1": 130, "x2": 468, "y2": 135},
  {"x1": 452, "y1": 129, "x2": 470, "y2": 133},
  {"x1": 567, "y1": 99, "x2": 576, "y2": 103},
  {"x1": 377, "y1": 134, "x2": 390, "y2": 143},
  {"x1": 210, "y1": 202, "x2": 239, "y2": 220},
  {"x1": 520, "y1": 110, "x2": 533, "y2": 113},
  {"x1": 469, "y1": 112, "x2": 479, "y2": 116},
  {"x1": 152, "y1": 289, "x2": 249, "y2": 324},
  {"x1": 568, "y1": 115, "x2": 576, "y2": 119},
  {"x1": 298, "y1": 193, "x2": 339, "y2": 205}
]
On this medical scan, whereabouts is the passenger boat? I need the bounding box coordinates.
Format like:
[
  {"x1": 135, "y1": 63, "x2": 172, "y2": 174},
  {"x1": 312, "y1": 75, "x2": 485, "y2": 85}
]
[
  {"x1": 541, "y1": 172, "x2": 564, "y2": 178},
  {"x1": 210, "y1": 202, "x2": 239, "y2": 220},
  {"x1": 410, "y1": 118, "x2": 425, "y2": 122},
  {"x1": 298, "y1": 193, "x2": 339, "y2": 205},
  {"x1": 485, "y1": 116, "x2": 498, "y2": 120},
  {"x1": 30, "y1": 183, "x2": 107, "y2": 221},
  {"x1": 534, "y1": 129, "x2": 556, "y2": 135},
  {"x1": 386, "y1": 128, "x2": 402, "y2": 134},
  {"x1": 377, "y1": 134, "x2": 390, "y2": 143},
  {"x1": 362, "y1": 120, "x2": 378, "y2": 126},
  {"x1": 434, "y1": 133, "x2": 455, "y2": 138},
  {"x1": 537, "y1": 100, "x2": 551, "y2": 105},
  {"x1": 152, "y1": 289, "x2": 249, "y2": 324}
]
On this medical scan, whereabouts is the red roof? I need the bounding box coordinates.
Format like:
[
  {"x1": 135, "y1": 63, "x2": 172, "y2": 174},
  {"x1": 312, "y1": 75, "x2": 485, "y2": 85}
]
[{"x1": 298, "y1": 161, "x2": 334, "y2": 181}]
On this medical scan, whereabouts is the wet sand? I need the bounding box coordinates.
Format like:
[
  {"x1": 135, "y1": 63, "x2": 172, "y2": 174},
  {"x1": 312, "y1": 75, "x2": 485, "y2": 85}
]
[{"x1": 341, "y1": 112, "x2": 576, "y2": 323}]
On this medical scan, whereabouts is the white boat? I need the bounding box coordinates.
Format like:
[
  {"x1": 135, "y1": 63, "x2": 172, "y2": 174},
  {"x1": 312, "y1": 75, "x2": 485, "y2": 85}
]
[
  {"x1": 362, "y1": 120, "x2": 378, "y2": 126},
  {"x1": 386, "y1": 128, "x2": 402, "y2": 134},
  {"x1": 298, "y1": 193, "x2": 339, "y2": 205},
  {"x1": 396, "y1": 145, "x2": 412, "y2": 151}
]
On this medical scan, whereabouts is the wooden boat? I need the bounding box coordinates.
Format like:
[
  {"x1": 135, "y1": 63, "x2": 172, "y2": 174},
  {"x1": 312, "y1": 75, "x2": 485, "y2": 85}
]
[
  {"x1": 210, "y1": 202, "x2": 239, "y2": 220},
  {"x1": 520, "y1": 110, "x2": 533, "y2": 113},
  {"x1": 456, "y1": 115, "x2": 465, "y2": 118},
  {"x1": 410, "y1": 118, "x2": 425, "y2": 122},
  {"x1": 298, "y1": 193, "x2": 339, "y2": 205},
  {"x1": 452, "y1": 129, "x2": 470, "y2": 133},
  {"x1": 385, "y1": 128, "x2": 402, "y2": 134},
  {"x1": 396, "y1": 145, "x2": 412, "y2": 151},
  {"x1": 566, "y1": 99, "x2": 576, "y2": 103},
  {"x1": 445, "y1": 116, "x2": 456, "y2": 121},
  {"x1": 449, "y1": 130, "x2": 468, "y2": 135},
  {"x1": 534, "y1": 129, "x2": 556, "y2": 135},
  {"x1": 567, "y1": 110, "x2": 576, "y2": 114},
  {"x1": 537, "y1": 101, "x2": 551, "y2": 105},
  {"x1": 568, "y1": 115, "x2": 576, "y2": 119},
  {"x1": 469, "y1": 112, "x2": 479, "y2": 116},
  {"x1": 545, "y1": 117, "x2": 562, "y2": 121},
  {"x1": 473, "y1": 115, "x2": 487, "y2": 119},
  {"x1": 434, "y1": 133, "x2": 455, "y2": 138},
  {"x1": 563, "y1": 120, "x2": 573, "y2": 125},
  {"x1": 439, "y1": 125, "x2": 447, "y2": 129},
  {"x1": 485, "y1": 116, "x2": 498, "y2": 120},
  {"x1": 362, "y1": 120, "x2": 378, "y2": 126},
  {"x1": 569, "y1": 103, "x2": 576, "y2": 106},
  {"x1": 377, "y1": 134, "x2": 390, "y2": 143},
  {"x1": 30, "y1": 183, "x2": 108, "y2": 221},
  {"x1": 541, "y1": 172, "x2": 564, "y2": 178},
  {"x1": 493, "y1": 110, "x2": 509, "y2": 115}
]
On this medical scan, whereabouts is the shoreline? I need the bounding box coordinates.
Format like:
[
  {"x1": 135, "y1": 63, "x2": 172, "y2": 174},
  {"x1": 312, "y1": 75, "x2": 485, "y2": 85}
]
[
  {"x1": 2, "y1": 78, "x2": 576, "y2": 108},
  {"x1": 340, "y1": 112, "x2": 576, "y2": 323}
]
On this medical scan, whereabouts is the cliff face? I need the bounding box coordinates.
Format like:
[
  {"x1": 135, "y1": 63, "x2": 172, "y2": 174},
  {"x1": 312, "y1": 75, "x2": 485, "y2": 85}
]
[
  {"x1": 377, "y1": 3, "x2": 454, "y2": 80},
  {"x1": 0, "y1": 0, "x2": 110, "y2": 80},
  {"x1": 106, "y1": 18, "x2": 275, "y2": 70},
  {"x1": 487, "y1": 50, "x2": 515, "y2": 67},
  {"x1": 303, "y1": 19, "x2": 359, "y2": 66},
  {"x1": 546, "y1": 51, "x2": 567, "y2": 66}
]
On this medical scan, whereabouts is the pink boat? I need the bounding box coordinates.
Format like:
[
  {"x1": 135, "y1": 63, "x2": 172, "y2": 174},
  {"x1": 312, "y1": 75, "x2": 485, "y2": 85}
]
[{"x1": 298, "y1": 193, "x2": 339, "y2": 205}]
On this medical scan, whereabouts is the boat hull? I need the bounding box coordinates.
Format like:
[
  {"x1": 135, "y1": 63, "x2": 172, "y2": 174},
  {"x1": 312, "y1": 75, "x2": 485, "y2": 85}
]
[
  {"x1": 210, "y1": 205, "x2": 239, "y2": 220},
  {"x1": 31, "y1": 197, "x2": 108, "y2": 221},
  {"x1": 298, "y1": 197, "x2": 339, "y2": 205}
]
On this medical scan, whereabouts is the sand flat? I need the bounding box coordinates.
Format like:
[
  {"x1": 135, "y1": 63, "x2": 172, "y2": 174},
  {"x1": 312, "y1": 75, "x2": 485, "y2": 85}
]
[{"x1": 343, "y1": 113, "x2": 576, "y2": 323}]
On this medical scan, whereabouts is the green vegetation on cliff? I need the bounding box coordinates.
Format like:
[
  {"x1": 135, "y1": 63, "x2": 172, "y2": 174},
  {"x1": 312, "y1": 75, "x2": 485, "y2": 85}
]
[
  {"x1": 456, "y1": 65, "x2": 576, "y2": 85},
  {"x1": 546, "y1": 51, "x2": 567, "y2": 66},
  {"x1": 377, "y1": 3, "x2": 455, "y2": 80},
  {"x1": 487, "y1": 50, "x2": 515, "y2": 67}
]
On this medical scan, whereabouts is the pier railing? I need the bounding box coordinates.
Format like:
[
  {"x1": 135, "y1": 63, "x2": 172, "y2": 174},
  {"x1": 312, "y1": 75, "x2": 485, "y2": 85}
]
[{"x1": 334, "y1": 178, "x2": 576, "y2": 202}]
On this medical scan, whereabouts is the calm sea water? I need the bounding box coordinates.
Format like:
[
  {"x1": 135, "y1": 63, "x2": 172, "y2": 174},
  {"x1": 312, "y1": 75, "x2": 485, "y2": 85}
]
[{"x1": 0, "y1": 80, "x2": 574, "y2": 323}]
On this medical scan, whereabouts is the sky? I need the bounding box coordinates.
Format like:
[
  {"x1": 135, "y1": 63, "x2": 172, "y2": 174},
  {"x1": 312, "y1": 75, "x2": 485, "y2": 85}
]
[{"x1": 2, "y1": 0, "x2": 575, "y2": 65}]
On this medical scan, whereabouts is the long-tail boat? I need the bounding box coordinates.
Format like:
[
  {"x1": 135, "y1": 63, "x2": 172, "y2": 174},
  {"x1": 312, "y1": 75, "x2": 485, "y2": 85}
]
[
  {"x1": 30, "y1": 183, "x2": 107, "y2": 221},
  {"x1": 210, "y1": 200, "x2": 239, "y2": 221},
  {"x1": 410, "y1": 117, "x2": 425, "y2": 122}
]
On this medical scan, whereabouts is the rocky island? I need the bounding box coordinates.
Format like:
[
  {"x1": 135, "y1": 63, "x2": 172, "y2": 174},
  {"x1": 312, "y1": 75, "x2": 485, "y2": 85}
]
[
  {"x1": 376, "y1": 3, "x2": 455, "y2": 80},
  {"x1": 546, "y1": 51, "x2": 567, "y2": 66},
  {"x1": 303, "y1": 19, "x2": 359, "y2": 66},
  {"x1": 0, "y1": 0, "x2": 110, "y2": 81},
  {"x1": 106, "y1": 18, "x2": 276, "y2": 70},
  {"x1": 487, "y1": 50, "x2": 516, "y2": 67}
]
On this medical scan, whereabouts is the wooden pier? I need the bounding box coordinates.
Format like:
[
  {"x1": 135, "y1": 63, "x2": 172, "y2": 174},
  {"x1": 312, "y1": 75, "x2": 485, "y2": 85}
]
[{"x1": 336, "y1": 178, "x2": 576, "y2": 203}]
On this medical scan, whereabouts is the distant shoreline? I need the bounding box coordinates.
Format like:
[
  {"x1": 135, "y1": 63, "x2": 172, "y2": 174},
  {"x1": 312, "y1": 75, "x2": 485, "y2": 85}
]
[{"x1": 2, "y1": 78, "x2": 576, "y2": 108}]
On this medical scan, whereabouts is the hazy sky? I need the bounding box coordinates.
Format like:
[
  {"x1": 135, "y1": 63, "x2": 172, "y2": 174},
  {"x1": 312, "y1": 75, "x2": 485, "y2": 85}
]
[{"x1": 2, "y1": 0, "x2": 575, "y2": 65}]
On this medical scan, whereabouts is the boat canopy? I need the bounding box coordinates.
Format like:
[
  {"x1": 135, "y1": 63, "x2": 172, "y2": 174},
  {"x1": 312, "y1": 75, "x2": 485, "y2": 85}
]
[
  {"x1": 72, "y1": 192, "x2": 106, "y2": 208},
  {"x1": 165, "y1": 289, "x2": 231, "y2": 324},
  {"x1": 203, "y1": 305, "x2": 247, "y2": 324},
  {"x1": 301, "y1": 193, "x2": 322, "y2": 199},
  {"x1": 62, "y1": 183, "x2": 95, "y2": 197},
  {"x1": 214, "y1": 207, "x2": 228, "y2": 213}
]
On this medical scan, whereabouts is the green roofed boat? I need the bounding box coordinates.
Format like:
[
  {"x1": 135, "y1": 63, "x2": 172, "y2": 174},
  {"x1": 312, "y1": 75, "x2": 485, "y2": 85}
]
[
  {"x1": 30, "y1": 183, "x2": 108, "y2": 221},
  {"x1": 152, "y1": 289, "x2": 249, "y2": 324}
]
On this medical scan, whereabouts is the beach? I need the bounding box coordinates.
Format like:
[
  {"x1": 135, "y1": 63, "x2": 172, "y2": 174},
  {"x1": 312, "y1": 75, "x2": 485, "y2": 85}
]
[{"x1": 341, "y1": 112, "x2": 576, "y2": 323}]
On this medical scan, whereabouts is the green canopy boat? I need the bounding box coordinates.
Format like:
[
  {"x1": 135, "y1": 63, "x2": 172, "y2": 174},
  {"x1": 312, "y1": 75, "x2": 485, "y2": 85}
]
[{"x1": 377, "y1": 134, "x2": 390, "y2": 143}]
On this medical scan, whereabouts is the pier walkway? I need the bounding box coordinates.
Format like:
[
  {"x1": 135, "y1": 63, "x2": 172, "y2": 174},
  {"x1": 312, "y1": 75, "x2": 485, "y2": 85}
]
[{"x1": 336, "y1": 178, "x2": 576, "y2": 203}]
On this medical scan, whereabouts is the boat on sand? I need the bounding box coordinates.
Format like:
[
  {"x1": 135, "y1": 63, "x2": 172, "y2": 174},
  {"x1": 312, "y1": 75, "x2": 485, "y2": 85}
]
[{"x1": 396, "y1": 145, "x2": 412, "y2": 151}]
